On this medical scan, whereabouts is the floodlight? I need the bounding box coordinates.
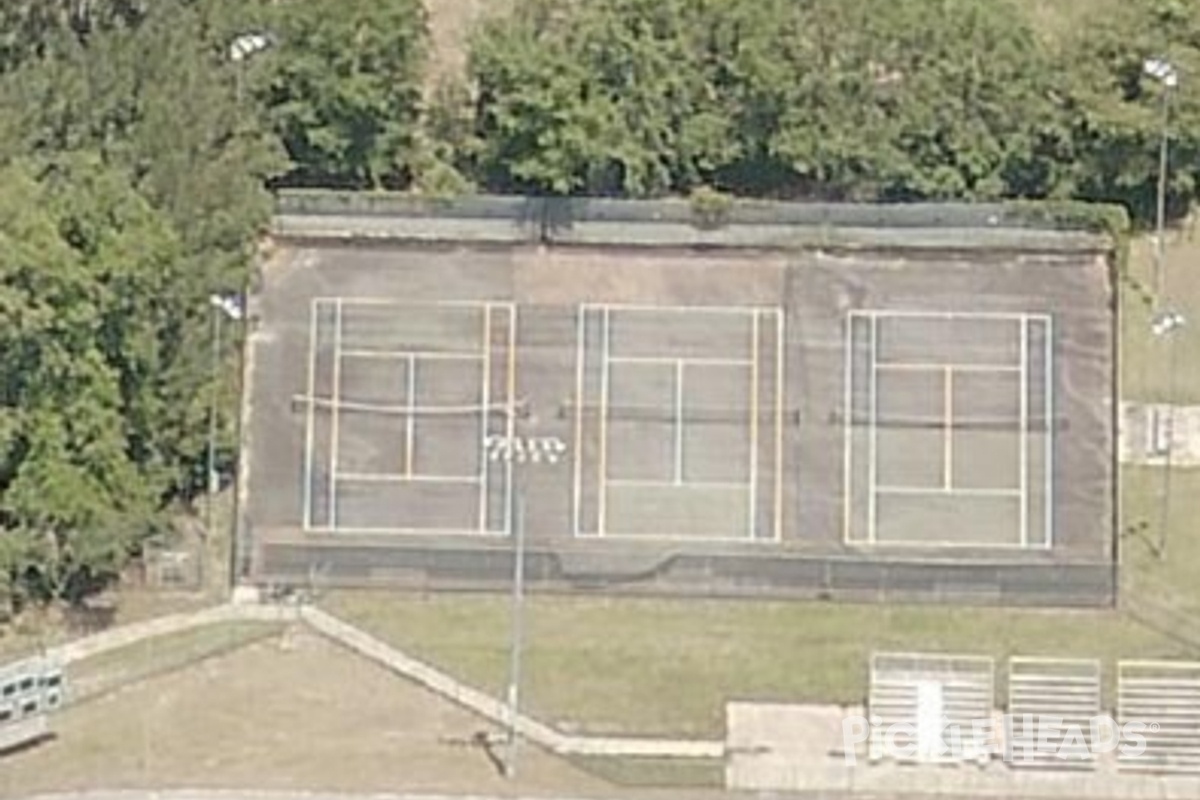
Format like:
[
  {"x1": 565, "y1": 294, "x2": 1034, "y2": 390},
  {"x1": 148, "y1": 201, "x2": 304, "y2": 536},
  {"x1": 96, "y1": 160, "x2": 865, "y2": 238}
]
[
  {"x1": 229, "y1": 32, "x2": 273, "y2": 63},
  {"x1": 1144, "y1": 57, "x2": 1179, "y2": 89},
  {"x1": 1151, "y1": 310, "x2": 1186, "y2": 337},
  {"x1": 209, "y1": 293, "x2": 245, "y2": 321}
]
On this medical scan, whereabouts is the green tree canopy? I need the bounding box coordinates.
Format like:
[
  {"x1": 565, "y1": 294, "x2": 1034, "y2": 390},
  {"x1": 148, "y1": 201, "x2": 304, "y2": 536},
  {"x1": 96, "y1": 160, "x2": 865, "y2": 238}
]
[
  {"x1": 260, "y1": 0, "x2": 429, "y2": 189},
  {"x1": 0, "y1": 155, "x2": 175, "y2": 607},
  {"x1": 468, "y1": 0, "x2": 1071, "y2": 200},
  {"x1": 0, "y1": 0, "x2": 285, "y2": 611},
  {"x1": 463, "y1": 0, "x2": 1200, "y2": 221},
  {"x1": 1056, "y1": 0, "x2": 1200, "y2": 222}
]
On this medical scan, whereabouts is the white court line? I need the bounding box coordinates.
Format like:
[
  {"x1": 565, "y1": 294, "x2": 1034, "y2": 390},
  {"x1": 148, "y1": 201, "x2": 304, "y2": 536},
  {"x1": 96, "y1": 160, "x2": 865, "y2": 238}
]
[
  {"x1": 586, "y1": 531, "x2": 766, "y2": 543},
  {"x1": 293, "y1": 396, "x2": 500, "y2": 416},
  {"x1": 608, "y1": 355, "x2": 753, "y2": 367},
  {"x1": 944, "y1": 366, "x2": 953, "y2": 490},
  {"x1": 859, "y1": 538, "x2": 1031, "y2": 550},
  {"x1": 302, "y1": 300, "x2": 319, "y2": 530},
  {"x1": 843, "y1": 314, "x2": 854, "y2": 544},
  {"x1": 868, "y1": 314, "x2": 879, "y2": 545},
  {"x1": 340, "y1": 348, "x2": 482, "y2": 361},
  {"x1": 875, "y1": 486, "x2": 1022, "y2": 498},
  {"x1": 1019, "y1": 315, "x2": 1029, "y2": 547},
  {"x1": 404, "y1": 354, "x2": 417, "y2": 478},
  {"x1": 854, "y1": 309, "x2": 1050, "y2": 322},
  {"x1": 338, "y1": 473, "x2": 482, "y2": 484},
  {"x1": 327, "y1": 298, "x2": 344, "y2": 529},
  {"x1": 572, "y1": 306, "x2": 587, "y2": 537},
  {"x1": 674, "y1": 359, "x2": 685, "y2": 485},
  {"x1": 773, "y1": 308, "x2": 784, "y2": 543},
  {"x1": 748, "y1": 310, "x2": 760, "y2": 539},
  {"x1": 598, "y1": 307, "x2": 611, "y2": 537},
  {"x1": 608, "y1": 479, "x2": 748, "y2": 491},
  {"x1": 306, "y1": 524, "x2": 508, "y2": 538},
  {"x1": 1045, "y1": 316, "x2": 1055, "y2": 549},
  {"x1": 310, "y1": 297, "x2": 503, "y2": 309},
  {"x1": 580, "y1": 302, "x2": 777, "y2": 315},
  {"x1": 876, "y1": 362, "x2": 1022, "y2": 373},
  {"x1": 478, "y1": 305, "x2": 492, "y2": 533}
]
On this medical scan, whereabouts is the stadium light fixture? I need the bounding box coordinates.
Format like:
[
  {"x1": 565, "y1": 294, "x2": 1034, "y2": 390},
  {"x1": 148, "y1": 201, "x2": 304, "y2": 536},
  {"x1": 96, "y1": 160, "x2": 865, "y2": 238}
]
[
  {"x1": 1151, "y1": 309, "x2": 1185, "y2": 559},
  {"x1": 205, "y1": 292, "x2": 246, "y2": 587},
  {"x1": 1144, "y1": 58, "x2": 1179, "y2": 89},
  {"x1": 229, "y1": 32, "x2": 275, "y2": 105},
  {"x1": 229, "y1": 32, "x2": 273, "y2": 63},
  {"x1": 210, "y1": 293, "x2": 244, "y2": 321},
  {"x1": 485, "y1": 432, "x2": 567, "y2": 779},
  {"x1": 1151, "y1": 310, "x2": 1185, "y2": 337}
]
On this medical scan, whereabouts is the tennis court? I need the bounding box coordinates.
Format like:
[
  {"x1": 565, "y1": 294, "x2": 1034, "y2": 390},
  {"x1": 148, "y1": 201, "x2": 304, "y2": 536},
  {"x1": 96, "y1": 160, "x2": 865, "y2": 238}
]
[
  {"x1": 247, "y1": 202, "x2": 1116, "y2": 604},
  {"x1": 844, "y1": 311, "x2": 1053, "y2": 548},
  {"x1": 301, "y1": 298, "x2": 516, "y2": 535},
  {"x1": 573, "y1": 304, "x2": 784, "y2": 540}
]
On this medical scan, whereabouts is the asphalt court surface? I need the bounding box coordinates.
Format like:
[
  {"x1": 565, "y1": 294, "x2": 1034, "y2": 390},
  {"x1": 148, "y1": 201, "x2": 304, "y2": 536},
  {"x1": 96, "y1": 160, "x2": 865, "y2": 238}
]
[
  {"x1": 245, "y1": 242, "x2": 1115, "y2": 602},
  {"x1": 845, "y1": 311, "x2": 1052, "y2": 548},
  {"x1": 573, "y1": 304, "x2": 784, "y2": 540},
  {"x1": 304, "y1": 298, "x2": 783, "y2": 541},
  {"x1": 302, "y1": 298, "x2": 515, "y2": 535}
]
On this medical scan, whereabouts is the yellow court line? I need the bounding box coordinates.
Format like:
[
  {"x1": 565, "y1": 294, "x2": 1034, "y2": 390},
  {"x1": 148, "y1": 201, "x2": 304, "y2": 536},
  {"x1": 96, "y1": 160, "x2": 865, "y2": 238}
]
[
  {"x1": 842, "y1": 314, "x2": 854, "y2": 545},
  {"x1": 302, "y1": 300, "x2": 320, "y2": 530},
  {"x1": 597, "y1": 308, "x2": 611, "y2": 537},
  {"x1": 404, "y1": 354, "x2": 417, "y2": 478},
  {"x1": 478, "y1": 304, "x2": 492, "y2": 533},
  {"x1": 505, "y1": 305, "x2": 517, "y2": 536},
  {"x1": 944, "y1": 365, "x2": 953, "y2": 491},
  {"x1": 328, "y1": 299, "x2": 344, "y2": 528},
  {"x1": 572, "y1": 308, "x2": 586, "y2": 536}
]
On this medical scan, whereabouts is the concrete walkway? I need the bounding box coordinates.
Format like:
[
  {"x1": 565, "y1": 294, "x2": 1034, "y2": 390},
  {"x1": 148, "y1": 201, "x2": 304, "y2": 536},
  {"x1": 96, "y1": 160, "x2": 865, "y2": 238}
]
[{"x1": 726, "y1": 701, "x2": 1200, "y2": 799}]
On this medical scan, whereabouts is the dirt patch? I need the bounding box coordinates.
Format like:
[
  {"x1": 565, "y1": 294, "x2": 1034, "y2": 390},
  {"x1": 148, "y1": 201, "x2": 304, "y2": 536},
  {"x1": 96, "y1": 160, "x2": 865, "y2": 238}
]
[{"x1": 0, "y1": 629, "x2": 612, "y2": 797}]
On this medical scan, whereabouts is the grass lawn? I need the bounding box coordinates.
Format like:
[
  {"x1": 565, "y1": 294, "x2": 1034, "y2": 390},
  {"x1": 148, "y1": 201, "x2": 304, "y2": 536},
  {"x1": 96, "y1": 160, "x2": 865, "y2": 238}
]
[
  {"x1": 569, "y1": 755, "x2": 726, "y2": 788},
  {"x1": 322, "y1": 571, "x2": 1193, "y2": 738},
  {"x1": 323, "y1": 225, "x2": 1200, "y2": 739},
  {"x1": 1122, "y1": 229, "x2": 1200, "y2": 402}
]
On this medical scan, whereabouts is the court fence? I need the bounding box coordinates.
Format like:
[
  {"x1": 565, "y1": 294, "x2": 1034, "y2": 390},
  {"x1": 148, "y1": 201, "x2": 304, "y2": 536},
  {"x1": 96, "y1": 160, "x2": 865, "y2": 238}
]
[{"x1": 272, "y1": 192, "x2": 1114, "y2": 253}]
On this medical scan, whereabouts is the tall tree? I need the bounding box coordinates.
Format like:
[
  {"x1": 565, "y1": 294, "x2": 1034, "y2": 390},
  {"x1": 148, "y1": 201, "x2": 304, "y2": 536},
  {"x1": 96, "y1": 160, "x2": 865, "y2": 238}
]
[
  {"x1": 466, "y1": 0, "x2": 1073, "y2": 201},
  {"x1": 470, "y1": 0, "x2": 743, "y2": 195},
  {"x1": 1055, "y1": 0, "x2": 1200, "y2": 223},
  {"x1": 0, "y1": 155, "x2": 177, "y2": 610},
  {"x1": 260, "y1": 0, "x2": 429, "y2": 189},
  {"x1": 763, "y1": 0, "x2": 1072, "y2": 201},
  {"x1": 0, "y1": 0, "x2": 287, "y2": 612}
]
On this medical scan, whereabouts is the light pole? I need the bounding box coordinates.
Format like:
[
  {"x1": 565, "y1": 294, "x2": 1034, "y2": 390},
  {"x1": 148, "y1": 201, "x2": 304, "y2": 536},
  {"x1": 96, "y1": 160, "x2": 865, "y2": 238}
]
[
  {"x1": 1152, "y1": 309, "x2": 1186, "y2": 558},
  {"x1": 1143, "y1": 57, "x2": 1178, "y2": 305},
  {"x1": 205, "y1": 294, "x2": 245, "y2": 582},
  {"x1": 229, "y1": 32, "x2": 273, "y2": 105},
  {"x1": 483, "y1": 431, "x2": 566, "y2": 779}
]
